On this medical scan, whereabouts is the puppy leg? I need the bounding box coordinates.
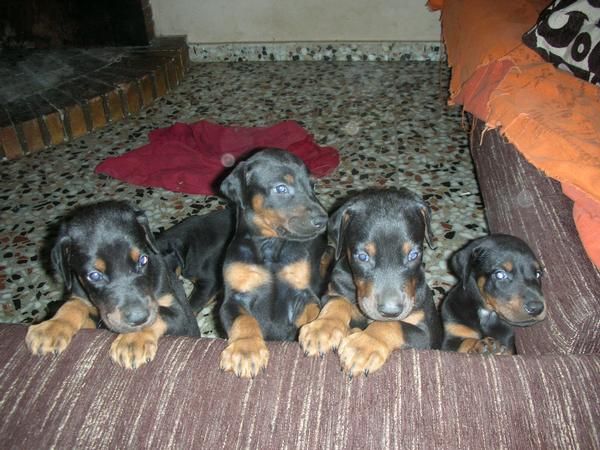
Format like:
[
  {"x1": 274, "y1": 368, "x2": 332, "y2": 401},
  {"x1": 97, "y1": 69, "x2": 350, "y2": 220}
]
[
  {"x1": 338, "y1": 309, "x2": 429, "y2": 377},
  {"x1": 299, "y1": 297, "x2": 355, "y2": 356},
  {"x1": 294, "y1": 302, "x2": 321, "y2": 328},
  {"x1": 338, "y1": 321, "x2": 398, "y2": 377},
  {"x1": 220, "y1": 312, "x2": 269, "y2": 378},
  {"x1": 457, "y1": 337, "x2": 512, "y2": 355},
  {"x1": 26, "y1": 297, "x2": 97, "y2": 355},
  {"x1": 443, "y1": 322, "x2": 511, "y2": 355},
  {"x1": 110, "y1": 316, "x2": 168, "y2": 369}
]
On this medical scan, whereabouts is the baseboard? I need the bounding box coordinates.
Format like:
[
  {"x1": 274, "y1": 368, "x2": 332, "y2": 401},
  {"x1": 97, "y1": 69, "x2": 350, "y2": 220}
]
[{"x1": 188, "y1": 41, "x2": 444, "y2": 62}]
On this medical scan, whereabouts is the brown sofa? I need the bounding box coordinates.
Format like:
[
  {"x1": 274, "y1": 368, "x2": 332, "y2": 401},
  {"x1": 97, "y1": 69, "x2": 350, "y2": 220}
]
[{"x1": 0, "y1": 123, "x2": 598, "y2": 446}]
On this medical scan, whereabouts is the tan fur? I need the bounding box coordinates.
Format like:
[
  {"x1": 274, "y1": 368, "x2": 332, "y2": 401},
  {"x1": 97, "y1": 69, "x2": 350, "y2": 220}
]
[
  {"x1": 157, "y1": 293, "x2": 174, "y2": 308},
  {"x1": 445, "y1": 322, "x2": 480, "y2": 339},
  {"x1": 220, "y1": 313, "x2": 269, "y2": 378},
  {"x1": 364, "y1": 242, "x2": 377, "y2": 257},
  {"x1": 355, "y1": 278, "x2": 374, "y2": 300},
  {"x1": 130, "y1": 247, "x2": 141, "y2": 263},
  {"x1": 298, "y1": 296, "x2": 355, "y2": 356},
  {"x1": 251, "y1": 194, "x2": 284, "y2": 238},
  {"x1": 295, "y1": 303, "x2": 321, "y2": 328},
  {"x1": 94, "y1": 258, "x2": 106, "y2": 272},
  {"x1": 319, "y1": 248, "x2": 334, "y2": 278},
  {"x1": 501, "y1": 261, "x2": 513, "y2": 272},
  {"x1": 404, "y1": 277, "x2": 417, "y2": 300},
  {"x1": 26, "y1": 296, "x2": 98, "y2": 355},
  {"x1": 338, "y1": 321, "x2": 403, "y2": 376},
  {"x1": 110, "y1": 316, "x2": 168, "y2": 369},
  {"x1": 278, "y1": 259, "x2": 311, "y2": 290},
  {"x1": 403, "y1": 309, "x2": 425, "y2": 326},
  {"x1": 224, "y1": 262, "x2": 271, "y2": 292}
]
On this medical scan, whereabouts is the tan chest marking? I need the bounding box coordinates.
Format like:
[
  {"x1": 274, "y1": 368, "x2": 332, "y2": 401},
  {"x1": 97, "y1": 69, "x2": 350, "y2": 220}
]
[
  {"x1": 278, "y1": 259, "x2": 311, "y2": 290},
  {"x1": 225, "y1": 262, "x2": 271, "y2": 292}
]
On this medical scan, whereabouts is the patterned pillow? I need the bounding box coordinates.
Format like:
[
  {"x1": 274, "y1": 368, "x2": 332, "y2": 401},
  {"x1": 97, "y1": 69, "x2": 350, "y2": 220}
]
[{"x1": 523, "y1": 0, "x2": 600, "y2": 85}]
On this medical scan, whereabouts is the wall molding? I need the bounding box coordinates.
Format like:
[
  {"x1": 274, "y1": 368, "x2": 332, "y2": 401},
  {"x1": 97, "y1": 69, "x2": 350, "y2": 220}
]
[{"x1": 188, "y1": 41, "x2": 444, "y2": 62}]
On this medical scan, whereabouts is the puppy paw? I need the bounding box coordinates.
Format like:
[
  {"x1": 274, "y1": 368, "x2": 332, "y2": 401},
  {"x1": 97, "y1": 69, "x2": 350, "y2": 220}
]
[
  {"x1": 338, "y1": 331, "x2": 391, "y2": 378},
  {"x1": 299, "y1": 318, "x2": 349, "y2": 357},
  {"x1": 471, "y1": 337, "x2": 511, "y2": 355},
  {"x1": 220, "y1": 337, "x2": 269, "y2": 378},
  {"x1": 26, "y1": 319, "x2": 78, "y2": 355},
  {"x1": 110, "y1": 331, "x2": 158, "y2": 369}
]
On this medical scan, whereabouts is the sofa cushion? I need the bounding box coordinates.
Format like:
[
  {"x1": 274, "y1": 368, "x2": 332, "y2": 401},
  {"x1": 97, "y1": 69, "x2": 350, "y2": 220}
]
[
  {"x1": 0, "y1": 324, "x2": 598, "y2": 448},
  {"x1": 470, "y1": 119, "x2": 600, "y2": 355},
  {"x1": 523, "y1": 0, "x2": 600, "y2": 85}
]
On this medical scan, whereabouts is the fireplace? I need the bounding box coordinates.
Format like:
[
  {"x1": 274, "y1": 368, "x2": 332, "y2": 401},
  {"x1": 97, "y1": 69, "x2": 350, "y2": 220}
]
[{"x1": 1, "y1": 0, "x2": 154, "y2": 48}]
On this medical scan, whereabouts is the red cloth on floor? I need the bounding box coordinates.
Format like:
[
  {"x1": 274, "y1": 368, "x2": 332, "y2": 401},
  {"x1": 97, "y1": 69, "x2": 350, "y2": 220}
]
[{"x1": 95, "y1": 120, "x2": 340, "y2": 195}]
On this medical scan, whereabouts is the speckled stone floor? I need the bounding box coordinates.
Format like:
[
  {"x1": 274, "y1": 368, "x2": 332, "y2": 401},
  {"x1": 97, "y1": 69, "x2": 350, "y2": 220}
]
[{"x1": 0, "y1": 61, "x2": 487, "y2": 337}]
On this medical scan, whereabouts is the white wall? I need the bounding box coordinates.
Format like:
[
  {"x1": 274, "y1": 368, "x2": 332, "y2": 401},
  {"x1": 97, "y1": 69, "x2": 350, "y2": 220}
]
[{"x1": 150, "y1": 0, "x2": 440, "y2": 43}]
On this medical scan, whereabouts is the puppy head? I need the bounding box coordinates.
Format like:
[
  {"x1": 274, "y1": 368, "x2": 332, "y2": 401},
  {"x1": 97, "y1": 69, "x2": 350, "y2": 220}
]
[
  {"x1": 329, "y1": 188, "x2": 433, "y2": 321},
  {"x1": 51, "y1": 201, "x2": 164, "y2": 333},
  {"x1": 220, "y1": 148, "x2": 327, "y2": 240},
  {"x1": 451, "y1": 234, "x2": 546, "y2": 326}
]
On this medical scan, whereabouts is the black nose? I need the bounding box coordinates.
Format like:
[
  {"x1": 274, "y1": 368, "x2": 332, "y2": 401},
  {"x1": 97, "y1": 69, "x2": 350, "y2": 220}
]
[
  {"x1": 124, "y1": 307, "x2": 150, "y2": 326},
  {"x1": 524, "y1": 301, "x2": 544, "y2": 316},
  {"x1": 378, "y1": 302, "x2": 402, "y2": 318},
  {"x1": 310, "y1": 214, "x2": 327, "y2": 229}
]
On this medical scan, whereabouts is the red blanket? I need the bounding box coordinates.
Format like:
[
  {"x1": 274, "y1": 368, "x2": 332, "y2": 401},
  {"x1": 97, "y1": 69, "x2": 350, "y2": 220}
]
[{"x1": 95, "y1": 120, "x2": 340, "y2": 195}]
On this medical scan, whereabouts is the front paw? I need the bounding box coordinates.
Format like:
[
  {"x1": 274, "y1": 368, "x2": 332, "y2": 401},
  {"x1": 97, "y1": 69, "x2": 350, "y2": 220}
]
[
  {"x1": 220, "y1": 337, "x2": 269, "y2": 378},
  {"x1": 26, "y1": 319, "x2": 77, "y2": 355},
  {"x1": 338, "y1": 331, "x2": 391, "y2": 378},
  {"x1": 110, "y1": 332, "x2": 158, "y2": 369},
  {"x1": 299, "y1": 318, "x2": 348, "y2": 357},
  {"x1": 470, "y1": 337, "x2": 511, "y2": 355}
]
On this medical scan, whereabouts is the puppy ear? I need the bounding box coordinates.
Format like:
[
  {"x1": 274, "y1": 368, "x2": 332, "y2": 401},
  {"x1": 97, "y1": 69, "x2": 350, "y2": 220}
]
[
  {"x1": 134, "y1": 209, "x2": 159, "y2": 254},
  {"x1": 399, "y1": 188, "x2": 435, "y2": 249},
  {"x1": 451, "y1": 240, "x2": 483, "y2": 289},
  {"x1": 51, "y1": 231, "x2": 73, "y2": 291},
  {"x1": 328, "y1": 204, "x2": 353, "y2": 260},
  {"x1": 220, "y1": 161, "x2": 247, "y2": 206},
  {"x1": 419, "y1": 203, "x2": 434, "y2": 249}
]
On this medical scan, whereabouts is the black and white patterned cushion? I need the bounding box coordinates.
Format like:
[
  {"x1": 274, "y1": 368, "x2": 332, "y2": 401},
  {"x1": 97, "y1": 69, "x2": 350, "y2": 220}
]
[{"x1": 523, "y1": 0, "x2": 600, "y2": 85}]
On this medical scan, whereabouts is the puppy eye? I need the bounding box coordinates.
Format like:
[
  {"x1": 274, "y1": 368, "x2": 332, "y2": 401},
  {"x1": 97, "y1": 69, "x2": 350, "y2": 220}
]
[
  {"x1": 355, "y1": 251, "x2": 369, "y2": 262},
  {"x1": 535, "y1": 270, "x2": 543, "y2": 279},
  {"x1": 494, "y1": 270, "x2": 508, "y2": 280},
  {"x1": 138, "y1": 254, "x2": 149, "y2": 267},
  {"x1": 274, "y1": 184, "x2": 289, "y2": 194},
  {"x1": 407, "y1": 248, "x2": 420, "y2": 262},
  {"x1": 87, "y1": 271, "x2": 104, "y2": 282}
]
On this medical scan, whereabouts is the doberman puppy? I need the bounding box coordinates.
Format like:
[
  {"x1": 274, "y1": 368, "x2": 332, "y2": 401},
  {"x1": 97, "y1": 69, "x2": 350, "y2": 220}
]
[
  {"x1": 441, "y1": 234, "x2": 546, "y2": 354},
  {"x1": 299, "y1": 188, "x2": 442, "y2": 378},
  {"x1": 156, "y1": 208, "x2": 235, "y2": 313},
  {"x1": 218, "y1": 149, "x2": 330, "y2": 378},
  {"x1": 26, "y1": 201, "x2": 200, "y2": 369}
]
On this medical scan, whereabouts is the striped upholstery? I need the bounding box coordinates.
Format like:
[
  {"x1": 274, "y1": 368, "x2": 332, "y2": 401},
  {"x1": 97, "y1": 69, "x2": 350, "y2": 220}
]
[
  {"x1": 0, "y1": 324, "x2": 598, "y2": 449},
  {"x1": 470, "y1": 120, "x2": 600, "y2": 355}
]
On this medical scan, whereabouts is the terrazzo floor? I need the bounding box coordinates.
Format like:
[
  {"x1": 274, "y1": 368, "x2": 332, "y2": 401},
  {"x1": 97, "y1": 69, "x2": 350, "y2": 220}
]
[{"x1": 0, "y1": 60, "x2": 487, "y2": 337}]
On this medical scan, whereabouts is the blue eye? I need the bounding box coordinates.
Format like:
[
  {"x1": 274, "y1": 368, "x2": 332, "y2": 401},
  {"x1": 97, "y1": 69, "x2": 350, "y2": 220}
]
[
  {"x1": 274, "y1": 184, "x2": 289, "y2": 194},
  {"x1": 138, "y1": 254, "x2": 148, "y2": 267},
  {"x1": 407, "y1": 249, "x2": 420, "y2": 262},
  {"x1": 494, "y1": 270, "x2": 508, "y2": 280},
  {"x1": 87, "y1": 271, "x2": 104, "y2": 282},
  {"x1": 355, "y1": 252, "x2": 369, "y2": 262}
]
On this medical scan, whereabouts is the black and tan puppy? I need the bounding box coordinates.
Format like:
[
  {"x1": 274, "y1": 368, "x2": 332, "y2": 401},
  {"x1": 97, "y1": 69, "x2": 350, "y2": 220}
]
[
  {"x1": 219, "y1": 149, "x2": 329, "y2": 378},
  {"x1": 26, "y1": 201, "x2": 200, "y2": 368},
  {"x1": 441, "y1": 234, "x2": 546, "y2": 354},
  {"x1": 299, "y1": 188, "x2": 441, "y2": 378},
  {"x1": 156, "y1": 208, "x2": 235, "y2": 313}
]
